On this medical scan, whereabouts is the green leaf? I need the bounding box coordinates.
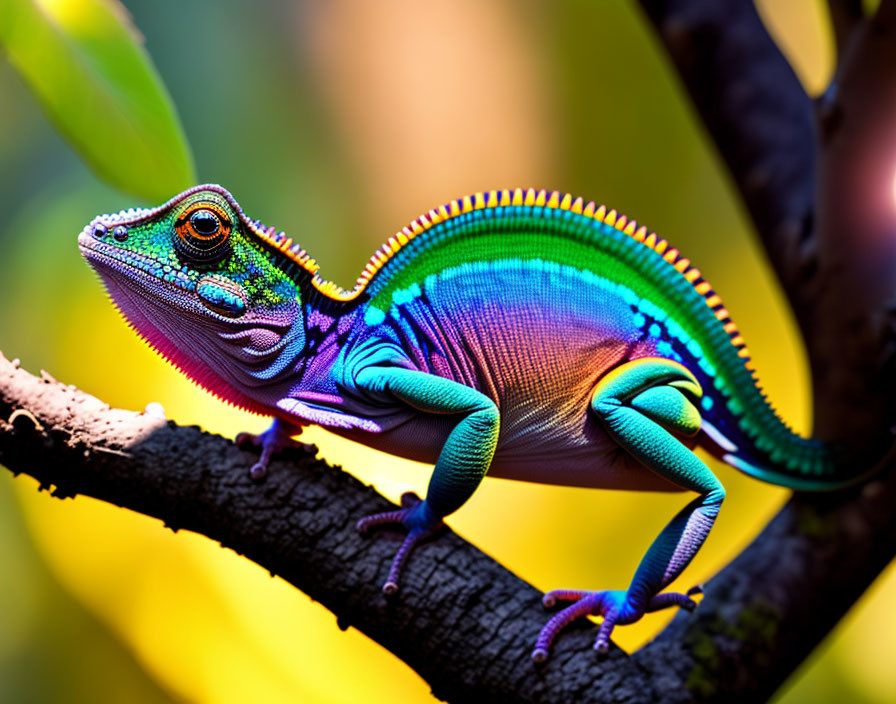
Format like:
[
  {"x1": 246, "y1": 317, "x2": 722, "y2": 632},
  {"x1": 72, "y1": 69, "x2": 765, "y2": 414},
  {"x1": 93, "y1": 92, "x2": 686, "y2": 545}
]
[{"x1": 0, "y1": 0, "x2": 196, "y2": 202}]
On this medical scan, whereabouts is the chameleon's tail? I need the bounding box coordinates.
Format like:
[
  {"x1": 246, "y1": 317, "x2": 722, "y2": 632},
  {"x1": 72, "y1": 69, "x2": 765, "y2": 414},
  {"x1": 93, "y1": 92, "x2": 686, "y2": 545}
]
[{"x1": 699, "y1": 391, "x2": 884, "y2": 491}]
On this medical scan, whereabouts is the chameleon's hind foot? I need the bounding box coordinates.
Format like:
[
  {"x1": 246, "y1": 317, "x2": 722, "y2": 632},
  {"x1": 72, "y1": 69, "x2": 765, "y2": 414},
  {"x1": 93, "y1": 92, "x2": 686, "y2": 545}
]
[
  {"x1": 357, "y1": 492, "x2": 444, "y2": 595},
  {"x1": 531, "y1": 587, "x2": 699, "y2": 663},
  {"x1": 236, "y1": 418, "x2": 313, "y2": 480}
]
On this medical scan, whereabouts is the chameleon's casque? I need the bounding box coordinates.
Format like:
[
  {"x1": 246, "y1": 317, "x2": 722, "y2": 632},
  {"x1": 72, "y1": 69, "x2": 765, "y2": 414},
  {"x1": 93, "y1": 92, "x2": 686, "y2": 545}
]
[{"x1": 78, "y1": 184, "x2": 876, "y2": 662}]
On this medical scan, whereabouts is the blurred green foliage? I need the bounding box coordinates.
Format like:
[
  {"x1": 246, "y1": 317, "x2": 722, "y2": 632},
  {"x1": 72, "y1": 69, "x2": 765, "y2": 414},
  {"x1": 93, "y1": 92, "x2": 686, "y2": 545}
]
[{"x1": 0, "y1": 0, "x2": 194, "y2": 200}]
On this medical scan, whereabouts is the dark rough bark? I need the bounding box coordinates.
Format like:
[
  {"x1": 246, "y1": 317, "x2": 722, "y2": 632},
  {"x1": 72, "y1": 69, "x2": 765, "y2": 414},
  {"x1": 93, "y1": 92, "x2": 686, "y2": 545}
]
[{"x1": 4, "y1": 1, "x2": 896, "y2": 701}]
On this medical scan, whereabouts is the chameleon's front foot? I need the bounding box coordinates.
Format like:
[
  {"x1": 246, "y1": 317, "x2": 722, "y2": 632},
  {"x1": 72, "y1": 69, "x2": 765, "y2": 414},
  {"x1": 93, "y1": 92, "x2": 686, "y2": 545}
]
[
  {"x1": 531, "y1": 586, "x2": 701, "y2": 664},
  {"x1": 357, "y1": 492, "x2": 445, "y2": 596},
  {"x1": 236, "y1": 418, "x2": 313, "y2": 480}
]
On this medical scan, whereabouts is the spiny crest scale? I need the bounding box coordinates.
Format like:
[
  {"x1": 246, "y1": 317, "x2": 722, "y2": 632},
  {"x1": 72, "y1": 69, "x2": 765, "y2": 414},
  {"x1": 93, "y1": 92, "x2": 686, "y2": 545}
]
[{"x1": 310, "y1": 187, "x2": 753, "y2": 377}]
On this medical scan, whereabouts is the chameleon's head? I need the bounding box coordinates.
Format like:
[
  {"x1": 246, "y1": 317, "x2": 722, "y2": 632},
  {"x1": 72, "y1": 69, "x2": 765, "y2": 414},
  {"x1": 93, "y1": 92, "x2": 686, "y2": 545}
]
[{"x1": 78, "y1": 184, "x2": 317, "y2": 411}]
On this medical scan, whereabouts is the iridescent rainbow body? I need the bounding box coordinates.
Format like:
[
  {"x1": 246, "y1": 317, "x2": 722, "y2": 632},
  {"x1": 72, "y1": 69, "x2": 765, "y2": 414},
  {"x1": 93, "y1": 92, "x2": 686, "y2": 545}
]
[{"x1": 78, "y1": 184, "x2": 872, "y2": 662}]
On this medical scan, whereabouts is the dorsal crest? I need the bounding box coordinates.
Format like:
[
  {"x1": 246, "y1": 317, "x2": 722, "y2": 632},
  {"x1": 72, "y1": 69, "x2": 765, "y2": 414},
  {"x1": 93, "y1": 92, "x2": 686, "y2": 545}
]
[{"x1": 307, "y1": 187, "x2": 753, "y2": 372}]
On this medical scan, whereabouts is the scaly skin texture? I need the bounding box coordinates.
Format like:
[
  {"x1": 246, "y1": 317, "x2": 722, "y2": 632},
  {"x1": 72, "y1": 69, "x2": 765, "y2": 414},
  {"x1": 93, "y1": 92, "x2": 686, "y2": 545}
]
[{"x1": 77, "y1": 184, "x2": 881, "y2": 663}]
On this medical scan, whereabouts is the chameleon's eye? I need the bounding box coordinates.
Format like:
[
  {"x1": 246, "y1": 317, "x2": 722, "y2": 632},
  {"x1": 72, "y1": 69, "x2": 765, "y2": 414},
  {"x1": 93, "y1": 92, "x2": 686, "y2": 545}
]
[
  {"x1": 174, "y1": 202, "x2": 232, "y2": 263},
  {"x1": 190, "y1": 209, "x2": 220, "y2": 236}
]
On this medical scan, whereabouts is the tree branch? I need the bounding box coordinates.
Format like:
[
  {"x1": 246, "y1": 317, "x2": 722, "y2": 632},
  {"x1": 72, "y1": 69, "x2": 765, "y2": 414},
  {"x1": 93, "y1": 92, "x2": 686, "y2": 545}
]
[
  {"x1": 631, "y1": 0, "x2": 896, "y2": 699},
  {"x1": 636, "y1": 0, "x2": 819, "y2": 332},
  {"x1": 2, "y1": 349, "x2": 896, "y2": 703}
]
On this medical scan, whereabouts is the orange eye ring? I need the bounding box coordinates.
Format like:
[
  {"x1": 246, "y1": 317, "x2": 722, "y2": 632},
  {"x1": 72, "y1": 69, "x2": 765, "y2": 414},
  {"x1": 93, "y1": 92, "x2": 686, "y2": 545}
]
[{"x1": 174, "y1": 202, "x2": 232, "y2": 262}]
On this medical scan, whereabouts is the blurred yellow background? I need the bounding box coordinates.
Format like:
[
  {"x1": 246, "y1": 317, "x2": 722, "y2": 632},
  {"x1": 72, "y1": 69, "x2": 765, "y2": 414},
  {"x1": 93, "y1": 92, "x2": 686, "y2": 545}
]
[{"x1": 1, "y1": 1, "x2": 894, "y2": 702}]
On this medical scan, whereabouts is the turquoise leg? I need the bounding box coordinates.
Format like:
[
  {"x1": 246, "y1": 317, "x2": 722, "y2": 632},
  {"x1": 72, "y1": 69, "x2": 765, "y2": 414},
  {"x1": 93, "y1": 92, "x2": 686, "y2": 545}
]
[
  {"x1": 354, "y1": 367, "x2": 500, "y2": 595},
  {"x1": 533, "y1": 358, "x2": 724, "y2": 662}
]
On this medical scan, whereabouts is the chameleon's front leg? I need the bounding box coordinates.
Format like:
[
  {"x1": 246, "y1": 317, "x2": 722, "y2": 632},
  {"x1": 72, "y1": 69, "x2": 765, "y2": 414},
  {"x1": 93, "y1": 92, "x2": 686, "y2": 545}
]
[
  {"x1": 353, "y1": 367, "x2": 500, "y2": 595},
  {"x1": 236, "y1": 417, "x2": 312, "y2": 479},
  {"x1": 533, "y1": 358, "x2": 724, "y2": 662}
]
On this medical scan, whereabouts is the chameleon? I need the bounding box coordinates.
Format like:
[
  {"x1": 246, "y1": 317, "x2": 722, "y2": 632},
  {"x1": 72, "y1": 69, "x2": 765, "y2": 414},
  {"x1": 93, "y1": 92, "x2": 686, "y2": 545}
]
[{"x1": 77, "y1": 183, "x2": 875, "y2": 663}]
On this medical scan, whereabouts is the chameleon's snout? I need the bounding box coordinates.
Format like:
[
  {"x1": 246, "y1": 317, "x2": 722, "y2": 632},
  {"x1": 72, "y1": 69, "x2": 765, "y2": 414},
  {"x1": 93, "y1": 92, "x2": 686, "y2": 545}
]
[
  {"x1": 77, "y1": 221, "x2": 98, "y2": 250},
  {"x1": 87, "y1": 222, "x2": 128, "y2": 242},
  {"x1": 78, "y1": 204, "x2": 154, "y2": 253}
]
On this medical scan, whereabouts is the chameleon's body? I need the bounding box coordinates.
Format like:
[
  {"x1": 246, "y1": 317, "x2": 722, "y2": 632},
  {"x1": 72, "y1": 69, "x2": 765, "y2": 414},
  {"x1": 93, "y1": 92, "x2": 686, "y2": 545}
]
[{"x1": 78, "y1": 184, "x2": 866, "y2": 661}]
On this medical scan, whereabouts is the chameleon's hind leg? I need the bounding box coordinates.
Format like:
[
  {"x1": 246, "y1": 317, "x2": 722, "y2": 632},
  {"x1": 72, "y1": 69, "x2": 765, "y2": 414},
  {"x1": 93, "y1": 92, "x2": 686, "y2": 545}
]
[
  {"x1": 533, "y1": 358, "x2": 724, "y2": 663},
  {"x1": 354, "y1": 367, "x2": 499, "y2": 595},
  {"x1": 236, "y1": 417, "x2": 313, "y2": 480}
]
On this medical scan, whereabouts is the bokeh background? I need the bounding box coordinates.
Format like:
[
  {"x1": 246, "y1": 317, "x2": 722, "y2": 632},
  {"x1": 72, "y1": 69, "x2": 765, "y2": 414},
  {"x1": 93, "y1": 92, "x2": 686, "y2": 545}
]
[{"x1": 1, "y1": 1, "x2": 894, "y2": 702}]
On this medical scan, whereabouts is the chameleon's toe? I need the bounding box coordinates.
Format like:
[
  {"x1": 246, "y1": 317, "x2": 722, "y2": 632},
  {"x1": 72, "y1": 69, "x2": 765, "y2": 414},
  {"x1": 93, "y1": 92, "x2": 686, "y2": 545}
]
[
  {"x1": 645, "y1": 590, "x2": 700, "y2": 613},
  {"x1": 357, "y1": 492, "x2": 444, "y2": 596},
  {"x1": 532, "y1": 586, "x2": 698, "y2": 663},
  {"x1": 533, "y1": 590, "x2": 623, "y2": 663},
  {"x1": 236, "y1": 419, "x2": 314, "y2": 480}
]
